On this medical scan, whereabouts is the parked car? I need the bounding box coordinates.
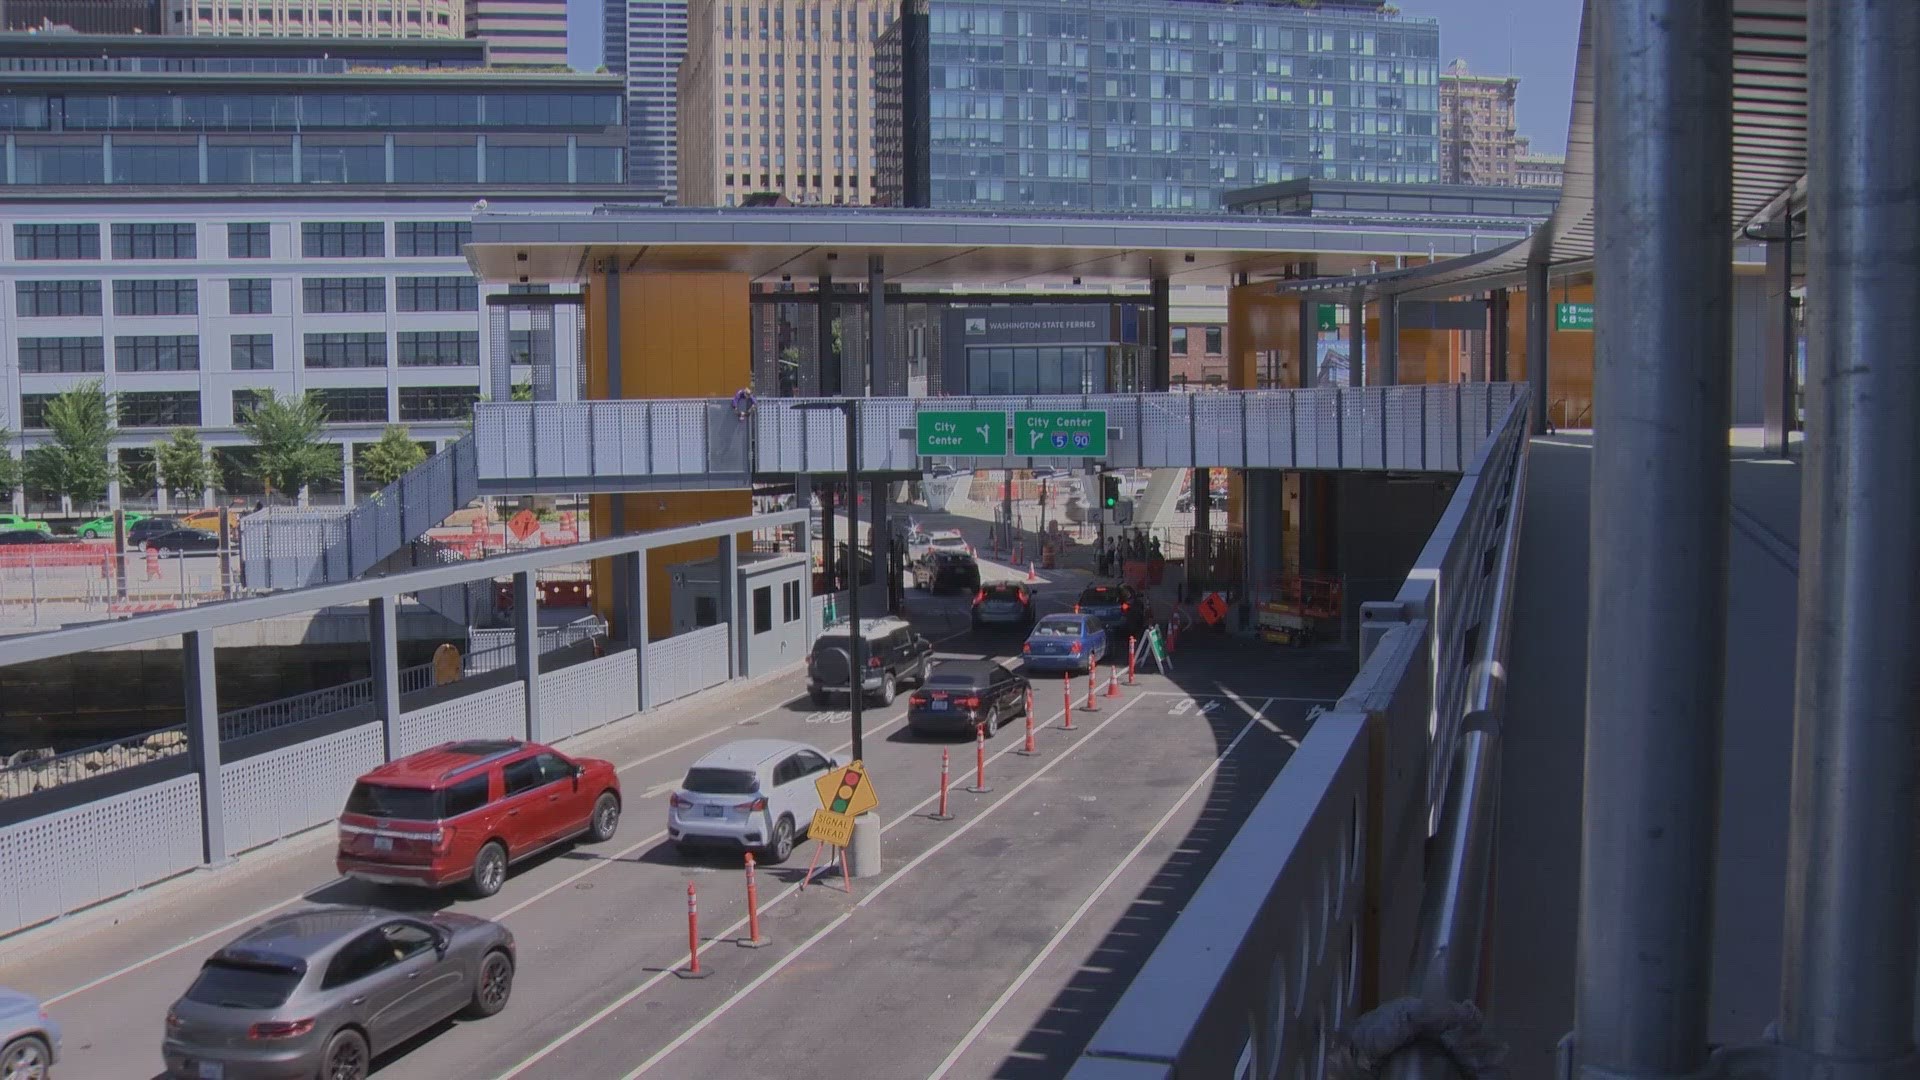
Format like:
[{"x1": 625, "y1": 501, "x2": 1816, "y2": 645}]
[
  {"x1": 162, "y1": 906, "x2": 514, "y2": 1080},
  {"x1": 913, "y1": 550, "x2": 982, "y2": 594},
  {"x1": 336, "y1": 738, "x2": 621, "y2": 898},
  {"x1": 971, "y1": 582, "x2": 1036, "y2": 629},
  {"x1": 925, "y1": 530, "x2": 973, "y2": 557},
  {"x1": 126, "y1": 516, "x2": 184, "y2": 545},
  {"x1": 0, "y1": 530, "x2": 58, "y2": 546},
  {"x1": 0, "y1": 514, "x2": 50, "y2": 537},
  {"x1": 1022, "y1": 613, "x2": 1108, "y2": 675},
  {"x1": 1076, "y1": 583, "x2": 1152, "y2": 637},
  {"x1": 73, "y1": 511, "x2": 148, "y2": 539},
  {"x1": 667, "y1": 739, "x2": 838, "y2": 862},
  {"x1": 177, "y1": 508, "x2": 239, "y2": 532},
  {"x1": 0, "y1": 988, "x2": 59, "y2": 1080},
  {"x1": 806, "y1": 616, "x2": 933, "y2": 706},
  {"x1": 142, "y1": 528, "x2": 221, "y2": 554},
  {"x1": 907, "y1": 659, "x2": 1029, "y2": 738}
]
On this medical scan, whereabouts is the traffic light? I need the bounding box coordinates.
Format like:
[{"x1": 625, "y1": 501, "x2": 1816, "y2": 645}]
[{"x1": 1100, "y1": 474, "x2": 1121, "y2": 509}]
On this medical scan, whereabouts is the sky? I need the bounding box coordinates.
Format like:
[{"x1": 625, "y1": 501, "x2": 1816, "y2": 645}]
[{"x1": 564, "y1": 0, "x2": 1585, "y2": 156}]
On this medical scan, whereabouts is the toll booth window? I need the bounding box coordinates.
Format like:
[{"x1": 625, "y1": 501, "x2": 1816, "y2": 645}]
[
  {"x1": 695, "y1": 596, "x2": 718, "y2": 627},
  {"x1": 754, "y1": 586, "x2": 773, "y2": 634},
  {"x1": 782, "y1": 580, "x2": 802, "y2": 623}
]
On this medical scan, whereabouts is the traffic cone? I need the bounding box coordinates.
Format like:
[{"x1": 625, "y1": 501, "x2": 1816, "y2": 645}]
[{"x1": 1026, "y1": 561, "x2": 1037, "y2": 583}]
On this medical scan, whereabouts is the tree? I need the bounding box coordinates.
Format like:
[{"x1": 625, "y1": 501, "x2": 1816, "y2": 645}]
[
  {"x1": 238, "y1": 390, "x2": 337, "y2": 497},
  {"x1": 0, "y1": 427, "x2": 20, "y2": 496},
  {"x1": 154, "y1": 427, "x2": 211, "y2": 500},
  {"x1": 23, "y1": 381, "x2": 113, "y2": 507},
  {"x1": 357, "y1": 425, "x2": 429, "y2": 487}
]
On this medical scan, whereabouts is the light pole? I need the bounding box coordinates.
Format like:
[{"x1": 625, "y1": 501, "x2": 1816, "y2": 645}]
[{"x1": 794, "y1": 397, "x2": 864, "y2": 762}]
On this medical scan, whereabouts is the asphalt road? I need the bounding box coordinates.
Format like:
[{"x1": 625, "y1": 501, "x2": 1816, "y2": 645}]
[{"x1": 0, "y1": 563, "x2": 1352, "y2": 1080}]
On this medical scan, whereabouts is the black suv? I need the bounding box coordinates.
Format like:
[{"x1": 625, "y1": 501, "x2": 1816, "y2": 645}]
[
  {"x1": 1076, "y1": 583, "x2": 1151, "y2": 636},
  {"x1": 807, "y1": 616, "x2": 934, "y2": 707},
  {"x1": 913, "y1": 550, "x2": 982, "y2": 594},
  {"x1": 907, "y1": 659, "x2": 1030, "y2": 738}
]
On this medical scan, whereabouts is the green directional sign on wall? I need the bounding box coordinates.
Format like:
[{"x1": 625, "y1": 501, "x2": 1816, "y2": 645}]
[
  {"x1": 1555, "y1": 302, "x2": 1595, "y2": 331},
  {"x1": 1316, "y1": 304, "x2": 1338, "y2": 332},
  {"x1": 916, "y1": 410, "x2": 1006, "y2": 455},
  {"x1": 1013, "y1": 410, "x2": 1108, "y2": 457}
]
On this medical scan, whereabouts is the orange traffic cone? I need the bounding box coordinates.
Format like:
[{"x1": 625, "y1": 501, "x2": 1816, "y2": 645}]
[{"x1": 1026, "y1": 562, "x2": 1037, "y2": 583}]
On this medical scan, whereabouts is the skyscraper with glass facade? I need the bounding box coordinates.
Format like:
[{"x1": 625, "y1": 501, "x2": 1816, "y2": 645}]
[
  {"x1": 876, "y1": 0, "x2": 1441, "y2": 212},
  {"x1": 603, "y1": 0, "x2": 686, "y2": 195}
]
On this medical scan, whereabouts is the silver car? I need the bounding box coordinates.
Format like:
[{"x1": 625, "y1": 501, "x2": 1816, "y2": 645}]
[
  {"x1": 0, "y1": 988, "x2": 59, "y2": 1079},
  {"x1": 163, "y1": 906, "x2": 514, "y2": 1080}
]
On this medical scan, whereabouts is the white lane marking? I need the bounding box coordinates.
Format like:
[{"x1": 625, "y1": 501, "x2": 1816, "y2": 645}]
[
  {"x1": 492, "y1": 695, "x2": 1093, "y2": 1080},
  {"x1": 639, "y1": 780, "x2": 679, "y2": 799},
  {"x1": 926, "y1": 696, "x2": 1274, "y2": 1079},
  {"x1": 614, "y1": 695, "x2": 1152, "y2": 1080}
]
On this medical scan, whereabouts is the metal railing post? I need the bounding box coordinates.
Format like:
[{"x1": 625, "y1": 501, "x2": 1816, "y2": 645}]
[
  {"x1": 183, "y1": 628, "x2": 225, "y2": 865},
  {"x1": 370, "y1": 595, "x2": 400, "y2": 761},
  {"x1": 513, "y1": 570, "x2": 541, "y2": 742}
]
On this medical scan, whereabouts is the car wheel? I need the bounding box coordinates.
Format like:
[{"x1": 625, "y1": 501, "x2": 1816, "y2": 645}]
[
  {"x1": 984, "y1": 705, "x2": 1000, "y2": 734},
  {"x1": 875, "y1": 672, "x2": 896, "y2": 706},
  {"x1": 765, "y1": 815, "x2": 796, "y2": 864},
  {"x1": 0, "y1": 1034, "x2": 51, "y2": 1080},
  {"x1": 587, "y1": 791, "x2": 621, "y2": 842},
  {"x1": 469, "y1": 840, "x2": 509, "y2": 898},
  {"x1": 317, "y1": 1028, "x2": 369, "y2": 1080},
  {"x1": 466, "y1": 948, "x2": 515, "y2": 1018}
]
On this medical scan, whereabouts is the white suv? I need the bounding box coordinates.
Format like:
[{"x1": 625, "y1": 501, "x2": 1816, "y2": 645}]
[{"x1": 667, "y1": 739, "x2": 839, "y2": 863}]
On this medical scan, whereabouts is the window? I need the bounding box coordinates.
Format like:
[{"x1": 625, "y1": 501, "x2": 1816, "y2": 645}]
[
  {"x1": 228, "y1": 222, "x2": 270, "y2": 258},
  {"x1": 113, "y1": 279, "x2": 198, "y2": 316},
  {"x1": 15, "y1": 280, "x2": 101, "y2": 317},
  {"x1": 14, "y1": 224, "x2": 100, "y2": 260},
  {"x1": 230, "y1": 333, "x2": 274, "y2": 370},
  {"x1": 15, "y1": 143, "x2": 103, "y2": 184},
  {"x1": 395, "y1": 276, "x2": 477, "y2": 312},
  {"x1": 782, "y1": 579, "x2": 801, "y2": 623},
  {"x1": 754, "y1": 585, "x2": 773, "y2": 633},
  {"x1": 111, "y1": 144, "x2": 199, "y2": 184},
  {"x1": 115, "y1": 335, "x2": 200, "y2": 372},
  {"x1": 229, "y1": 278, "x2": 272, "y2": 314},
  {"x1": 208, "y1": 144, "x2": 294, "y2": 184},
  {"x1": 111, "y1": 223, "x2": 197, "y2": 260},
  {"x1": 1170, "y1": 327, "x2": 1189, "y2": 354},
  {"x1": 484, "y1": 145, "x2": 567, "y2": 183},
  {"x1": 118, "y1": 390, "x2": 201, "y2": 427},
  {"x1": 398, "y1": 385, "x2": 479, "y2": 421},
  {"x1": 17, "y1": 336, "x2": 104, "y2": 374},
  {"x1": 441, "y1": 773, "x2": 491, "y2": 817},
  {"x1": 533, "y1": 753, "x2": 572, "y2": 785},
  {"x1": 393, "y1": 144, "x2": 477, "y2": 183},
  {"x1": 187, "y1": 960, "x2": 302, "y2": 1009},
  {"x1": 397, "y1": 330, "x2": 479, "y2": 367},
  {"x1": 303, "y1": 332, "x2": 387, "y2": 369},
  {"x1": 301, "y1": 221, "x2": 385, "y2": 257},
  {"x1": 312, "y1": 387, "x2": 388, "y2": 423},
  {"x1": 394, "y1": 221, "x2": 470, "y2": 257},
  {"x1": 322, "y1": 930, "x2": 396, "y2": 989},
  {"x1": 232, "y1": 388, "x2": 265, "y2": 421},
  {"x1": 792, "y1": 749, "x2": 829, "y2": 775},
  {"x1": 502, "y1": 757, "x2": 544, "y2": 796},
  {"x1": 1205, "y1": 327, "x2": 1223, "y2": 354},
  {"x1": 300, "y1": 144, "x2": 385, "y2": 184},
  {"x1": 18, "y1": 394, "x2": 55, "y2": 429},
  {"x1": 303, "y1": 277, "x2": 386, "y2": 313}
]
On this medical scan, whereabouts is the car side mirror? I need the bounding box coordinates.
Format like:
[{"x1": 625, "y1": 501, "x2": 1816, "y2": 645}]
[{"x1": 433, "y1": 928, "x2": 451, "y2": 956}]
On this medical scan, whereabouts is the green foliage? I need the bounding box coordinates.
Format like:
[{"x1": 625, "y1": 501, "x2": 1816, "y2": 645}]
[
  {"x1": 357, "y1": 425, "x2": 430, "y2": 487},
  {"x1": 512, "y1": 381, "x2": 534, "y2": 402},
  {"x1": 154, "y1": 427, "x2": 211, "y2": 498},
  {"x1": 239, "y1": 389, "x2": 338, "y2": 496},
  {"x1": 0, "y1": 427, "x2": 20, "y2": 493},
  {"x1": 23, "y1": 381, "x2": 113, "y2": 505}
]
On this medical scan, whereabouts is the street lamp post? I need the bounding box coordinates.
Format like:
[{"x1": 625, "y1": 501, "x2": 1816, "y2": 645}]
[{"x1": 796, "y1": 397, "x2": 864, "y2": 762}]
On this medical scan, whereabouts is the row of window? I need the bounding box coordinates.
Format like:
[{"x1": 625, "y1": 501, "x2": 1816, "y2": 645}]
[
  {"x1": 17, "y1": 386, "x2": 480, "y2": 429},
  {"x1": 14, "y1": 331, "x2": 485, "y2": 373},
  {"x1": 12, "y1": 220, "x2": 475, "y2": 261},
  {"x1": 3, "y1": 92, "x2": 621, "y2": 133},
  {"x1": 6, "y1": 140, "x2": 623, "y2": 187},
  {"x1": 1169, "y1": 327, "x2": 1223, "y2": 355},
  {"x1": 14, "y1": 275, "x2": 480, "y2": 317}
]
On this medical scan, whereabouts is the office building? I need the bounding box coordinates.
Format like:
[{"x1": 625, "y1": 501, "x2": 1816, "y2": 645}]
[
  {"x1": 876, "y1": 0, "x2": 1440, "y2": 212},
  {"x1": 604, "y1": 0, "x2": 684, "y2": 195},
  {"x1": 466, "y1": 0, "x2": 569, "y2": 66},
  {"x1": 1438, "y1": 58, "x2": 1519, "y2": 186},
  {"x1": 677, "y1": 0, "x2": 884, "y2": 207},
  {"x1": 161, "y1": 0, "x2": 464, "y2": 39},
  {"x1": 1514, "y1": 138, "x2": 1564, "y2": 189},
  {"x1": 0, "y1": 33, "x2": 625, "y2": 507},
  {"x1": 2, "y1": 0, "x2": 159, "y2": 33}
]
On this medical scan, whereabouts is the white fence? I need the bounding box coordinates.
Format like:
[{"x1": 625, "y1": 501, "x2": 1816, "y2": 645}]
[
  {"x1": 0, "y1": 774, "x2": 204, "y2": 937},
  {"x1": 394, "y1": 683, "x2": 527, "y2": 759},
  {"x1": 541, "y1": 650, "x2": 640, "y2": 743},
  {"x1": 643, "y1": 623, "x2": 733, "y2": 708},
  {"x1": 221, "y1": 723, "x2": 385, "y2": 859},
  {"x1": 472, "y1": 399, "x2": 751, "y2": 488}
]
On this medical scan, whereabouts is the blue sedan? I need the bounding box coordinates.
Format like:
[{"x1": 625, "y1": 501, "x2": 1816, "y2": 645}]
[{"x1": 1022, "y1": 613, "x2": 1108, "y2": 675}]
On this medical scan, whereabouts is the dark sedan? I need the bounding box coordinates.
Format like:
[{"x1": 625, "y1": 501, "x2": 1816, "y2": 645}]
[
  {"x1": 908, "y1": 659, "x2": 1029, "y2": 737},
  {"x1": 143, "y1": 527, "x2": 220, "y2": 554},
  {"x1": 912, "y1": 550, "x2": 981, "y2": 594}
]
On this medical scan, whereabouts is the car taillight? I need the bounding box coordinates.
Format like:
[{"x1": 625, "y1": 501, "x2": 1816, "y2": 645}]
[
  {"x1": 735, "y1": 797, "x2": 768, "y2": 812},
  {"x1": 1070, "y1": 641, "x2": 1083, "y2": 655},
  {"x1": 867, "y1": 656, "x2": 881, "y2": 668},
  {"x1": 1022, "y1": 642, "x2": 1032, "y2": 654},
  {"x1": 909, "y1": 694, "x2": 929, "y2": 707},
  {"x1": 670, "y1": 793, "x2": 691, "y2": 809},
  {"x1": 431, "y1": 826, "x2": 452, "y2": 855},
  {"x1": 165, "y1": 1008, "x2": 181, "y2": 1031},
  {"x1": 248, "y1": 1018, "x2": 314, "y2": 1040},
  {"x1": 1121, "y1": 602, "x2": 1130, "y2": 612},
  {"x1": 960, "y1": 696, "x2": 981, "y2": 709},
  {"x1": 974, "y1": 590, "x2": 985, "y2": 605}
]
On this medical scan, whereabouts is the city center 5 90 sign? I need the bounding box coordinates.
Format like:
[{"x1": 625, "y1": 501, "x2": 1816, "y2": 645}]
[{"x1": 1014, "y1": 410, "x2": 1108, "y2": 457}]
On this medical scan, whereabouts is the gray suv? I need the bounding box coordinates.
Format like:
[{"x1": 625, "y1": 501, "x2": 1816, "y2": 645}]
[{"x1": 163, "y1": 906, "x2": 514, "y2": 1080}]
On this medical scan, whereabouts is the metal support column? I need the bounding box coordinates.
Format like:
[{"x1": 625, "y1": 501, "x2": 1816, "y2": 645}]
[
  {"x1": 868, "y1": 478, "x2": 890, "y2": 602},
  {"x1": 1379, "y1": 293, "x2": 1400, "y2": 386},
  {"x1": 1761, "y1": 232, "x2": 1798, "y2": 457},
  {"x1": 1298, "y1": 295, "x2": 1319, "y2": 388},
  {"x1": 1575, "y1": 2, "x2": 1732, "y2": 1077},
  {"x1": 183, "y1": 629, "x2": 224, "y2": 865},
  {"x1": 1488, "y1": 288, "x2": 1510, "y2": 382},
  {"x1": 1348, "y1": 285, "x2": 1366, "y2": 387},
  {"x1": 718, "y1": 530, "x2": 739, "y2": 680},
  {"x1": 604, "y1": 263, "x2": 631, "y2": 638},
  {"x1": 1526, "y1": 262, "x2": 1551, "y2": 433},
  {"x1": 513, "y1": 569, "x2": 541, "y2": 743},
  {"x1": 1150, "y1": 274, "x2": 1172, "y2": 391},
  {"x1": 1780, "y1": 2, "x2": 1920, "y2": 1072},
  {"x1": 821, "y1": 483, "x2": 837, "y2": 590},
  {"x1": 818, "y1": 273, "x2": 838, "y2": 396},
  {"x1": 369, "y1": 596, "x2": 400, "y2": 762},
  {"x1": 868, "y1": 255, "x2": 888, "y2": 396},
  {"x1": 626, "y1": 550, "x2": 651, "y2": 707}
]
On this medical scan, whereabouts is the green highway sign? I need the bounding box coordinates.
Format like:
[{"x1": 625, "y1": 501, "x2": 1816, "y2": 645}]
[
  {"x1": 1013, "y1": 409, "x2": 1108, "y2": 457},
  {"x1": 916, "y1": 410, "x2": 1007, "y2": 455},
  {"x1": 1556, "y1": 302, "x2": 1595, "y2": 331},
  {"x1": 1316, "y1": 304, "x2": 1338, "y2": 332}
]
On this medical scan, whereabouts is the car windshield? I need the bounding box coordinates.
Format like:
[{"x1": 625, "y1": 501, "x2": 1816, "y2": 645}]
[
  {"x1": 1032, "y1": 618, "x2": 1083, "y2": 638},
  {"x1": 682, "y1": 767, "x2": 759, "y2": 795},
  {"x1": 184, "y1": 959, "x2": 303, "y2": 1009},
  {"x1": 344, "y1": 782, "x2": 441, "y2": 822}
]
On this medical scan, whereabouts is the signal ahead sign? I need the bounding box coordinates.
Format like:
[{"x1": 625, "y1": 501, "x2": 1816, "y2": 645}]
[{"x1": 1013, "y1": 410, "x2": 1107, "y2": 457}]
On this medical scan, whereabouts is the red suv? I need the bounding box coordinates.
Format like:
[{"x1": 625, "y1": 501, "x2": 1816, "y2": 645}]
[{"x1": 336, "y1": 739, "x2": 622, "y2": 898}]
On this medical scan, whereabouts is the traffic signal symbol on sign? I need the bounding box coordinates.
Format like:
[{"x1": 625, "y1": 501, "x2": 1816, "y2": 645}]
[{"x1": 815, "y1": 759, "x2": 878, "y2": 818}]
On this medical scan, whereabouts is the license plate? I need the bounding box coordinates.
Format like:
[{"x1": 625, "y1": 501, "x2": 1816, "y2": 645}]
[
  {"x1": 373, "y1": 836, "x2": 393, "y2": 852},
  {"x1": 197, "y1": 1062, "x2": 225, "y2": 1080},
  {"x1": 932, "y1": 700, "x2": 949, "y2": 711},
  {"x1": 702, "y1": 805, "x2": 724, "y2": 818}
]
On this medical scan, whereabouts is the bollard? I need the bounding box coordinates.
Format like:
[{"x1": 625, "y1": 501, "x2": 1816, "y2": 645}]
[
  {"x1": 679, "y1": 882, "x2": 711, "y2": 978},
  {"x1": 1085, "y1": 665, "x2": 1099, "y2": 711},
  {"x1": 740, "y1": 852, "x2": 766, "y2": 948},
  {"x1": 930, "y1": 748, "x2": 954, "y2": 821},
  {"x1": 1107, "y1": 665, "x2": 1119, "y2": 698},
  {"x1": 1128, "y1": 636, "x2": 1138, "y2": 684},
  {"x1": 1062, "y1": 673, "x2": 1074, "y2": 730},
  {"x1": 967, "y1": 723, "x2": 992, "y2": 793},
  {"x1": 1169, "y1": 617, "x2": 1180, "y2": 654},
  {"x1": 1019, "y1": 696, "x2": 1038, "y2": 757}
]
